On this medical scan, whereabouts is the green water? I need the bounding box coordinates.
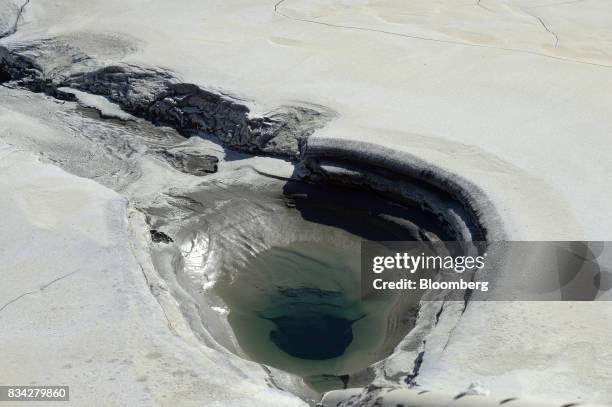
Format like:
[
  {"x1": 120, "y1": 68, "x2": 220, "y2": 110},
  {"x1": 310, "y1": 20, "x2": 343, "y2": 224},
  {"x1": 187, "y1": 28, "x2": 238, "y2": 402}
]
[{"x1": 214, "y1": 241, "x2": 420, "y2": 392}]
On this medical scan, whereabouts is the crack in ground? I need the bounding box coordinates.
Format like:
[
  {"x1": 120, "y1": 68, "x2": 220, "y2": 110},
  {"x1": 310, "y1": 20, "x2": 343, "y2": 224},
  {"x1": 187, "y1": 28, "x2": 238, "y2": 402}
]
[
  {"x1": 12, "y1": 0, "x2": 30, "y2": 34},
  {"x1": 0, "y1": 270, "x2": 80, "y2": 315},
  {"x1": 537, "y1": 15, "x2": 559, "y2": 48},
  {"x1": 0, "y1": 0, "x2": 30, "y2": 40},
  {"x1": 273, "y1": 0, "x2": 610, "y2": 68},
  {"x1": 531, "y1": 13, "x2": 560, "y2": 48},
  {"x1": 405, "y1": 346, "x2": 425, "y2": 387},
  {"x1": 476, "y1": 0, "x2": 492, "y2": 12}
]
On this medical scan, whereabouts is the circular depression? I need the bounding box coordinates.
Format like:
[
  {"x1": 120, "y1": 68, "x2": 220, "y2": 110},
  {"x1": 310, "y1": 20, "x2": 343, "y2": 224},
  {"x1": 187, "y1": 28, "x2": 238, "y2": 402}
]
[{"x1": 177, "y1": 173, "x2": 462, "y2": 392}]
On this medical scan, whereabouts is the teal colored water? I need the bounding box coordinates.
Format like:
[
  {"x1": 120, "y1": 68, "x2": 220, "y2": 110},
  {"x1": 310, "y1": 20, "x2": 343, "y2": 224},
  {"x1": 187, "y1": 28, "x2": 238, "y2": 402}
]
[{"x1": 214, "y1": 241, "x2": 419, "y2": 392}]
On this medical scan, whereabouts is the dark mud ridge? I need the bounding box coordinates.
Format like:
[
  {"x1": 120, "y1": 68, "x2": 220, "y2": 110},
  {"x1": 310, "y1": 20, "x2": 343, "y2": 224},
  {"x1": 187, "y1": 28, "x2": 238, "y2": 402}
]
[
  {"x1": 300, "y1": 138, "x2": 500, "y2": 241},
  {"x1": 1, "y1": 42, "x2": 500, "y2": 241},
  {"x1": 0, "y1": 46, "x2": 335, "y2": 159}
]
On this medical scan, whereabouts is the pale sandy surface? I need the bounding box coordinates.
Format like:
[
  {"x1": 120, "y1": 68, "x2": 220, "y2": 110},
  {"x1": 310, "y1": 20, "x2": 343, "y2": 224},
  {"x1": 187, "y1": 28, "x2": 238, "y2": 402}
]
[
  {"x1": 2, "y1": 1, "x2": 612, "y2": 405},
  {"x1": 0, "y1": 142, "x2": 306, "y2": 407},
  {"x1": 11, "y1": 0, "x2": 612, "y2": 240}
]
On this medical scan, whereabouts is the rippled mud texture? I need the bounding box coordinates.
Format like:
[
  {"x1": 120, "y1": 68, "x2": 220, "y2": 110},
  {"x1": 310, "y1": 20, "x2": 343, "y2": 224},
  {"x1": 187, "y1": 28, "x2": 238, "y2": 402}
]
[{"x1": 169, "y1": 171, "x2": 475, "y2": 393}]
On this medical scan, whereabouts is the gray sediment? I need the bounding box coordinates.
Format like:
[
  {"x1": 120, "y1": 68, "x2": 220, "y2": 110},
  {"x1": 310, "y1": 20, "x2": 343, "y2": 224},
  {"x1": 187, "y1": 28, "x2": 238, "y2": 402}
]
[
  {"x1": 1, "y1": 33, "x2": 505, "y2": 400},
  {"x1": 0, "y1": 41, "x2": 502, "y2": 241}
]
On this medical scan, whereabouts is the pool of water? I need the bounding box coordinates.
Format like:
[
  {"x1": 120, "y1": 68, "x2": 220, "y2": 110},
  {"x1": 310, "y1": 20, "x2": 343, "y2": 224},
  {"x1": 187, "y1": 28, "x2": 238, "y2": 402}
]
[
  {"x1": 214, "y1": 241, "x2": 419, "y2": 392},
  {"x1": 173, "y1": 175, "x2": 448, "y2": 393}
]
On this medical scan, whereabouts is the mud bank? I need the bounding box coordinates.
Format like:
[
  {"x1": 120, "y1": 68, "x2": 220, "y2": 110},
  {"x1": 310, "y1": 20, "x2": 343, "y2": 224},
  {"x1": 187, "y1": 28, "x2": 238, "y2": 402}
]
[
  {"x1": 1, "y1": 32, "x2": 503, "y2": 401},
  {"x1": 156, "y1": 166, "x2": 491, "y2": 393}
]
